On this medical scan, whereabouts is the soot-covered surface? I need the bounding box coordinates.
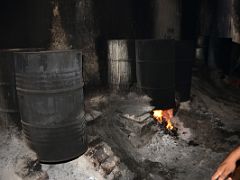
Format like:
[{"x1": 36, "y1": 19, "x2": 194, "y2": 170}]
[{"x1": 0, "y1": 76, "x2": 240, "y2": 180}]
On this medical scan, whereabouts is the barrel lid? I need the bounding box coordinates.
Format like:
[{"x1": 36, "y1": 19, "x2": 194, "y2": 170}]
[
  {"x1": 0, "y1": 48, "x2": 44, "y2": 53},
  {"x1": 135, "y1": 38, "x2": 175, "y2": 42},
  {"x1": 108, "y1": 39, "x2": 135, "y2": 42},
  {"x1": 14, "y1": 49, "x2": 81, "y2": 54}
]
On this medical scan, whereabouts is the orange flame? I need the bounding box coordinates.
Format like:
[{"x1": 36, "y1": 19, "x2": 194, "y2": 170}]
[{"x1": 153, "y1": 109, "x2": 174, "y2": 130}]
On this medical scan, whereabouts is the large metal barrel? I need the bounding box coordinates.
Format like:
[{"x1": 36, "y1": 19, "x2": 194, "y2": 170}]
[
  {"x1": 136, "y1": 39, "x2": 175, "y2": 109},
  {"x1": 175, "y1": 41, "x2": 195, "y2": 102},
  {"x1": 14, "y1": 50, "x2": 87, "y2": 163},
  {"x1": 108, "y1": 40, "x2": 136, "y2": 90},
  {"x1": 196, "y1": 36, "x2": 209, "y2": 66},
  {"x1": 0, "y1": 49, "x2": 21, "y2": 127},
  {"x1": 230, "y1": 42, "x2": 240, "y2": 76},
  {"x1": 214, "y1": 38, "x2": 232, "y2": 75},
  {"x1": 153, "y1": 0, "x2": 181, "y2": 40}
]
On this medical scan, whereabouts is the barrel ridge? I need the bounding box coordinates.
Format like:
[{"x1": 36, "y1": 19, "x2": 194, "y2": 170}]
[
  {"x1": 136, "y1": 39, "x2": 175, "y2": 109},
  {"x1": 108, "y1": 39, "x2": 136, "y2": 90},
  {"x1": 14, "y1": 50, "x2": 87, "y2": 163},
  {"x1": 0, "y1": 50, "x2": 20, "y2": 125}
]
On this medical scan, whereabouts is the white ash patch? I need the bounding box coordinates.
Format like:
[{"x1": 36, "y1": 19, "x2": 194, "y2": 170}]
[
  {"x1": 121, "y1": 113, "x2": 150, "y2": 123},
  {"x1": 14, "y1": 156, "x2": 48, "y2": 180},
  {"x1": 126, "y1": 92, "x2": 152, "y2": 103},
  {"x1": 118, "y1": 104, "x2": 154, "y2": 120},
  {"x1": 172, "y1": 116, "x2": 192, "y2": 142},
  {"x1": 0, "y1": 128, "x2": 47, "y2": 180},
  {"x1": 179, "y1": 100, "x2": 191, "y2": 111},
  {"x1": 137, "y1": 131, "x2": 225, "y2": 179},
  {"x1": 88, "y1": 95, "x2": 109, "y2": 109},
  {"x1": 0, "y1": 127, "x2": 106, "y2": 180},
  {"x1": 85, "y1": 110, "x2": 102, "y2": 123},
  {"x1": 1, "y1": 169, "x2": 22, "y2": 180},
  {"x1": 41, "y1": 156, "x2": 104, "y2": 180}
]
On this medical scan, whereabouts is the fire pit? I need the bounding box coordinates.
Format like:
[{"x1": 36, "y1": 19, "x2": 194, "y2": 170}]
[{"x1": 151, "y1": 108, "x2": 178, "y2": 137}]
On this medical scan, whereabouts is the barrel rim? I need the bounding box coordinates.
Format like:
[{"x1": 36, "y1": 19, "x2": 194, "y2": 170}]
[
  {"x1": 0, "y1": 48, "x2": 44, "y2": 53},
  {"x1": 135, "y1": 39, "x2": 175, "y2": 42},
  {"x1": 0, "y1": 108, "x2": 18, "y2": 113},
  {"x1": 137, "y1": 86, "x2": 175, "y2": 90},
  {"x1": 13, "y1": 49, "x2": 81, "y2": 54},
  {"x1": 108, "y1": 39, "x2": 135, "y2": 42},
  {"x1": 36, "y1": 145, "x2": 88, "y2": 164}
]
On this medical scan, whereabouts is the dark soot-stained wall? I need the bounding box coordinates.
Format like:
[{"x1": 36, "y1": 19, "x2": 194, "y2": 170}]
[
  {"x1": 0, "y1": 1, "x2": 28, "y2": 48},
  {"x1": 0, "y1": 0, "x2": 51, "y2": 48},
  {"x1": 2, "y1": 0, "x2": 238, "y2": 85},
  {"x1": 75, "y1": 0, "x2": 153, "y2": 86},
  {"x1": 0, "y1": 0, "x2": 152, "y2": 86}
]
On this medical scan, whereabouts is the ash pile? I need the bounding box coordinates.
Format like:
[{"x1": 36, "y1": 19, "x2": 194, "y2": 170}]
[
  {"x1": 1, "y1": 88, "x2": 240, "y2": 180},
  {"x1": 85, "y1": 90, "x2": 240, "y2": 180}
]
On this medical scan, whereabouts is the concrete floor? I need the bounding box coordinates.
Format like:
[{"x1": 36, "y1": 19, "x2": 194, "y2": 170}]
[{"x1": 0, "y1": 75, "x2": 240, "y2": 180}]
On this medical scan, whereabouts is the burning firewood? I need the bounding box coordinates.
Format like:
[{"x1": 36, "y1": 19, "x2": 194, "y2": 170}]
[{"x1": 151, "y1": 108, "x2": 178, "y2": 137}]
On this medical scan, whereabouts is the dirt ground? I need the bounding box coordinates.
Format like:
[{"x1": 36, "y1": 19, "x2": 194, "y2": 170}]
[{"x1": 0, "y1": 75, "x2": 240, "y2": 180}]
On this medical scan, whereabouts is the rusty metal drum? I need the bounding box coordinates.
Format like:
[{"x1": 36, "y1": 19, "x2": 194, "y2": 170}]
[{"x1": 14, "y1": 50, "x2": 87, "y2": 163}]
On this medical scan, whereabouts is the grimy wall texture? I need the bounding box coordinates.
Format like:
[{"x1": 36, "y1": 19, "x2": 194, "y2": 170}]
[{"x1": 1, "y1": 0, "x2": 240, "y2": 86}]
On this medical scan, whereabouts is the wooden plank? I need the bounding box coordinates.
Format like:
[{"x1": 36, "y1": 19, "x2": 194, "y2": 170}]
[{"x1": 108, "y1": 40, "x2": 135, "y2": 90}]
